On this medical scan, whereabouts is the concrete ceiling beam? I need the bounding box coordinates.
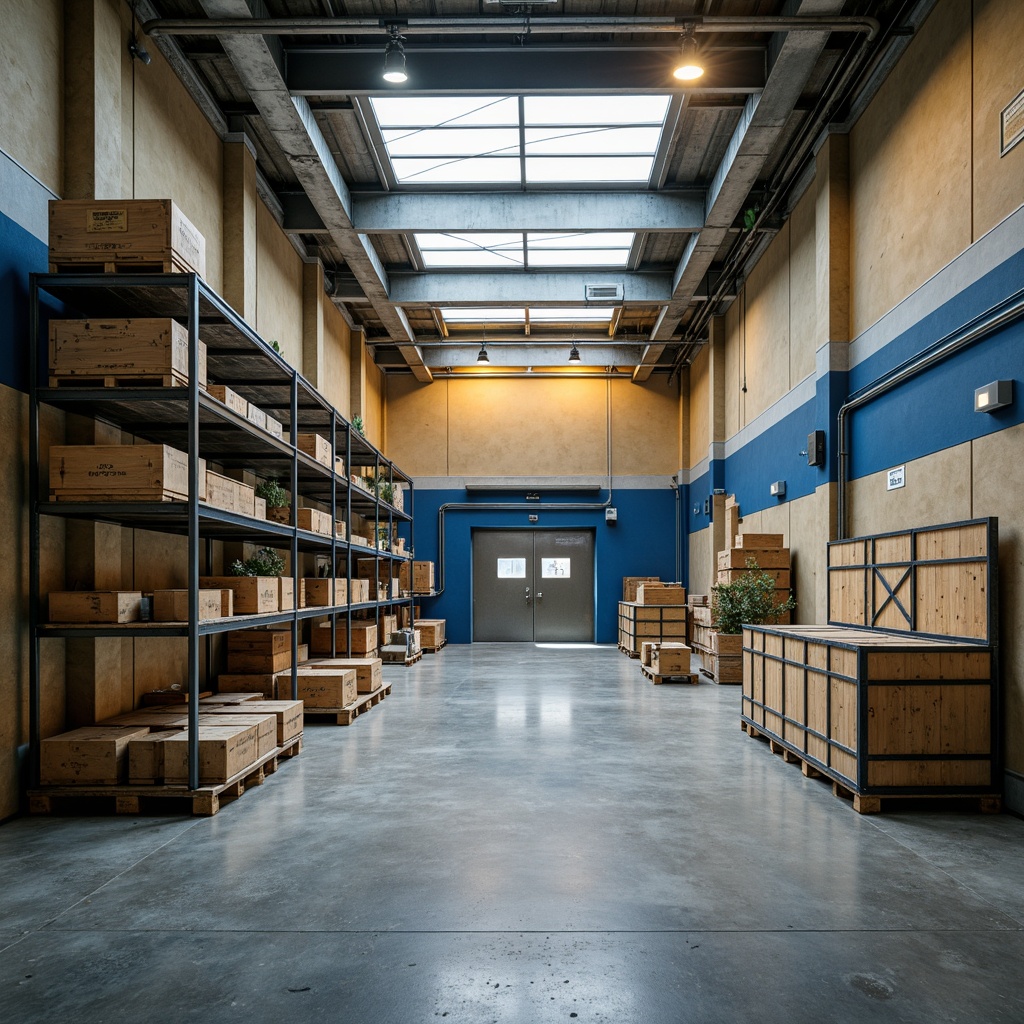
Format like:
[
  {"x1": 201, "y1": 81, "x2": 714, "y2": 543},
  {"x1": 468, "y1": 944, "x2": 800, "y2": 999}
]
[{"x1": 388, "y1": 272, "x2": 671, "y2": 306}]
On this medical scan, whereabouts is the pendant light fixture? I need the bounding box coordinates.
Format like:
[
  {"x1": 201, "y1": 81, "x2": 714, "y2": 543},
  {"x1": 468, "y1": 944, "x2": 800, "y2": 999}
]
[
  {"x1": 568, "y1": 341, "x2": 581, "y2": 362},
  {"x1": 382, "y1": 24, "x2": 408, "y2": 83},
  {"x1": 477, "y1": 341, "x2": 490, "y2": 363},
  {"x1": 673, "y1": 25, "x2": 704, "y2": 82}
]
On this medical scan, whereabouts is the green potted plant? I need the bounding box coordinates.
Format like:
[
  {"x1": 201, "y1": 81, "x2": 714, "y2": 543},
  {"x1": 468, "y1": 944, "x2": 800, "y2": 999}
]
[
  {"x1": 256, "y1": 478, "x2": 290, "y2": 525},
  {"x1": 710, "y1": 558, "x2": 796, "y2": 678},
  {"x1": 230, "y1": 547, "x2": 286, "y2": 577},
  {"x1": 352, "y1": 415, "x2": 364, "y2": 436}
]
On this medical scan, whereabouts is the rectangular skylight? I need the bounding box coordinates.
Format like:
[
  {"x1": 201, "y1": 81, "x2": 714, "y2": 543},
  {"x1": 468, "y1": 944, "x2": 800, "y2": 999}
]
[
  {"x1": 415, "y1": 231, "x2": 634, "y2": 270},
  {"x1": 440, "y1": 307, "x2": 527, "y2": 323},
  {"x1": 369, "y1": 94, "x2": 670, "y2": 187},
  {"x1": 529, "y1": 307, "x2": 615, "y2": 322}
]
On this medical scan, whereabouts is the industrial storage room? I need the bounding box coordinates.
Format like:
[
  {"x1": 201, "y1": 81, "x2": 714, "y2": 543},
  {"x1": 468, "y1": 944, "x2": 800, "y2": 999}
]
[{"x1": 1, "y1": 0, "x2": 1023, "y2": 1020}]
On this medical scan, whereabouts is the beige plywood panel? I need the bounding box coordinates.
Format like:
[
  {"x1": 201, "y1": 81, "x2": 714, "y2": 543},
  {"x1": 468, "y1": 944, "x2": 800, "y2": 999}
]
[
  {"x1": 688, "y1": 344, "x2": 710, "y2": 469},
  {"x1": 362, "y1": 359, "x2": 384, "y2": 449},
  {"x1": 789, "y1": 187, "x2": 817, "y2": 386},
  {"x1": 611, "y1": 378, "x2": 679, "y2": 476},
  {"x1": 973, "y1": 421, "x2": 1024, "y2": 773},
  {"x1": 688, "y1": 527, "x2": 717, "y2": 601},
  {"x1": 791, "y1": 486, "x2": 834, "y2": 624},
  {"x1": 255, "y1": 203, "x2": 303, "y2": 372},
  {"x1": 846, "y1": 442, "x2": 972, "y2": 540},
  {"x1": 0, "y1": 0, "x2": 62, "y2": 191},
  {"x1": 447, "y1": 378, "x2": 608, "y2": 477},
  {"x1": 724, "y1": 301, "x2": 742, "y2": 440},
  {"x1": 972, "y1": 0, "x2": 1024, "y2": 238},
  {"x1": 742, "y1": 222, "x2": 792, "y2": 424},
  {"x1": 323, "y1": 301, "x2": 352, "y2": 420},
  {"x1": 132, "y1": 33, "x2": 224, "y2": 294},
  {"x1": 384, "y1": 376, "x2": 449, "y2": 477},
  {"x1": 850, "y1": 0, "x2": 973, "y2": 337}
]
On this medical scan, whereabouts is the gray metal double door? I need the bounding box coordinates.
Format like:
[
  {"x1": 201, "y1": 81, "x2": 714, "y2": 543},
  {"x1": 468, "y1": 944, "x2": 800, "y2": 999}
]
[{"x1": 472, "y1": 529, "x2": 595, "y2": 642}]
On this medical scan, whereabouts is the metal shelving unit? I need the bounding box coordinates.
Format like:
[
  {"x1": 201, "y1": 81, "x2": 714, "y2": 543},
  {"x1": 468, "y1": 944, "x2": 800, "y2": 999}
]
[{"x1": 28, "y1": 271, "x2": 414, "y2": 791}]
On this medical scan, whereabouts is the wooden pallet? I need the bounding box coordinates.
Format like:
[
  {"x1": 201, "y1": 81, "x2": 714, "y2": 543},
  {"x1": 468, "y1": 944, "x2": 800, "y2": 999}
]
[
  {"x1": 49, "y1": 258, "x2": 192, "y2": 275},
  {"x1": 421, "y1": 639, "x2": 447, "y2": 654},
  {"x1": 741, "y1": 722, "x2": 1002, "y2": 815},
  {"x1": 617, "y1": 643, "x2": 640, "y2": 659},
  {"x1": 302, "y1": 683, "x2": 393, "y2": 726},
  {"x1": 640, "y1": 665, "x2": 699, "y2": 685},
  {"x1": 27, "y1": 734, "x2": 302, "y2": 817},
  {"x1": 381, "y1": 650, "x2": 422, "y2": 666},
  {"x1": 48, "y1": 373, "x2": 186, "y2": 389}
]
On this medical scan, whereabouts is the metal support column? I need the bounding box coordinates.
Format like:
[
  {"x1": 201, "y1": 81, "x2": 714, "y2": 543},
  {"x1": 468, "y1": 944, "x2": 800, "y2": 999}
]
[{"x1": 187, "y1": 274, "x2": 201, "y2": 792}]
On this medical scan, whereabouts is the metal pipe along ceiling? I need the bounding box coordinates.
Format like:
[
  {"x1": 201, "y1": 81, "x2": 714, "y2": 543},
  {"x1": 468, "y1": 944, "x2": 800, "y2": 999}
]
[{"x1": 143, "y1": 15, "x2": 880, "y2": 40}]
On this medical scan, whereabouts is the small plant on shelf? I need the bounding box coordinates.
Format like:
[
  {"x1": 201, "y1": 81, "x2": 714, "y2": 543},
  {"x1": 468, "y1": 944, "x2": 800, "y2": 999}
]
[
  {"x1": 711, "y1": 557, "x2": 795, "y2": 633},
  {"x1": 368, "y1": 474, "x2": 395, "y2": 505},
  {"x1": 352, "y1": 415, "x2": 364, "y2": 436},
  {"x1": 230, "y1": 547, "x2": 286, "y2": 578},
  {"x1": 255, "y1": 478, "x2": 288, "y2": 509}
]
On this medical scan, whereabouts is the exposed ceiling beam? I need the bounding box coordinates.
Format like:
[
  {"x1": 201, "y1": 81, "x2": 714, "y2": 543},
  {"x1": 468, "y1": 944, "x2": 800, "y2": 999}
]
[
  {"x1": 388, "y1": 272, "x2": 671, "y2": 305},
  {"x1": 285, "y1": 47, "x2": 767, "y2": 96},
  {"x1": 198, "y1": 0, "x2": 432, "y2": 383},
  {"x1": 349, "y1": 191, "x2": 707, "y2": 234},
  {"x1": 420, "y1": 344, "x2": 644, "y2": 368},
  {"x1": 634, "y1": 0, "x2": 847, "y2": 381}
]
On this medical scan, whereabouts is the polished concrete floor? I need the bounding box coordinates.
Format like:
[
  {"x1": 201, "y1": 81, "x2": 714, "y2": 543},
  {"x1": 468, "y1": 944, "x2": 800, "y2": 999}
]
[{"x1": 1, "y1": 643, "x2": 1022, "y2": 1023}]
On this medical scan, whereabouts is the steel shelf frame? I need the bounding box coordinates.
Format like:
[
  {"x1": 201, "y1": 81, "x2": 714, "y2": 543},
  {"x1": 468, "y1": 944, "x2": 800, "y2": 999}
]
[{"x1": 28, "y1": 271, "x2": 415, "y2": 792}]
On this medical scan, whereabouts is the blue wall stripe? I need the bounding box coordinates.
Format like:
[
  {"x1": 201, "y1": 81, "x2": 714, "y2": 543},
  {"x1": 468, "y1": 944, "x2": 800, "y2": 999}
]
[
  {"x1": 0, "y1": 210, "x2": 49, "y2": 393},
  {"x1": 408, "y1": 488, "x2": 677, "y2": 645}
]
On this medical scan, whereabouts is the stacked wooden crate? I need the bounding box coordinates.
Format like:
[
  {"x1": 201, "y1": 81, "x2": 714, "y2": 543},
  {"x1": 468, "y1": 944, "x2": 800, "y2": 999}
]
[
  {"x1": 742, "y1": 518, "x2": 1001, "y2": 814},
  {"x1": 617, "y1": 581, "x2": 687, "y2": 657},
  {"x1": 217, "y1": 628, "x2": 308, "y2": 698},
  {"x1": 716, "y1": 532, "x2": 794, "y2": 625}
]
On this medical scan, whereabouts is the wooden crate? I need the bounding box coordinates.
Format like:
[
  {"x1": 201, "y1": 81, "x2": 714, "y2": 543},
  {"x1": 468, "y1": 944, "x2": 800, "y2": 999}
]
[
  {"x1": 716, "y1": 567, "x2": 791, "y2": 587},
  {"x1": 617, "y1": 601, "x2": 687, "y2": 655},
  {"x1": 161, "y1": 724, "x2": 260, "y2": 786},
  {"x1": 303, "y1": 656, "x2": 383, "y2": 694},
  {"x1": 246, "y1": 403, "x2": 267, "y2": 431},
  {"x1": 49, "y1": 445, "x2": 206, "y2": 502},
  {"x1": 735, "y1": 533, "x2": 784, "y2": 549},
  {"x1": 49, "y1": 591, "x2": 142, "y2": 623},
  {"x1": 650, "y1": 643, "x2": 692, "y2": 676},
  {"x1": 700, "y1": 631, "x2": 743, "y2": 683},
  {"x1": 127, "y1": 730, "x2": 183, "y2": 785},
  {"x1": 304, "y1": 578, "x2": 347, "y2": 608},
  {"x1": 49, "y1": 319, "x2": 208, "y2": 389},
  {"x1": 265, "y1": 414, "x2": 283, "y2": 439},
  {"x1": 207, "y1": 384, "x2": 247, "y2": 416},
  {"x1": 623, "y1": 576, "x2": 660, "y2": 602},
  {"x1": 742, "y1": 518, "x2": 1000, "y2": 812},
  {"x1": 724, "y1": 496, "x2": 740, "y2": 548},
  {"x1": 198, "y1": 576, "x2": 279, "y2": 614},
  {"x1": 40, "y1": 726, "x2": 151, "y2": 785},
  {"x1": 204, "y1": 471, "x2": 256, "y2": 517},
  {"x1": 718, "y1": 547, "x2": 790, "y2": 570},
  {"x1": 288, "y1": 667, "x2": 357, "y2": 709},
  {"x1": 417, "y1": 619, "x2": 446, "y2": 649},
  {"x1": 296, "y1": 508, "x2": 332, "y2": 536},
  {"x1": 356, "y1": 557, "x2": 395, "y2": 580},
  {"x1": 152, "y1": 589, "x2": 224, "y2": 622},
  {"x1": 399, "y1": 560, "x2": 435, "y2": 594},
  {"x1": 636, "y1": 584, "x2": 687, "y2": 605},
  {"x1": 217, "y1": 673, "x2": 278, "y2": 699},
  {"x1": 49, "y1": 199, "x2": 206, "y2": 277},
  {"x1": 201, "y1": 700, "x2": 303, "y2": 746},
  {"x1": 296, "y1": 433, "x2": 331, "y2": 468}
]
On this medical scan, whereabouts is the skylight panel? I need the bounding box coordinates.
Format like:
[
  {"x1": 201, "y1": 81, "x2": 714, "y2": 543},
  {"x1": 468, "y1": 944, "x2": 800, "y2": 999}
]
[
  {"x1": 391, "y1": 158, "x2": 521, "y2": 184},
  {"x1": 528, "y1": 250, "x2": 631, "y2": 267},
  {"x1": 371, "y1": 96, "x2": 519, "y2": 127},
  {"x1": 529, "y1": 307, "x2": 615, "y2": 322},
  {"x1": 525, "y1": 157, "x2": 656, "y2": 183},
  {"x1": 418, "y1": 232, "x2": 522, "y2": 250},
  {"x1": 383, "y1": 128, "x2": 520, "y2": 158},
  {"x1": 527, "y1": 232, "x2": 633, "y2": 249},
  {"x1": 523, "y1": 95, "x2": 670, "y2": 126},
  {"x1": 422, "y1": 250, "x2": 525, "y2": 268},
  {"x1": 523, "y1": 126, "x2": 663, "y2": 156},
  {"x1": 441, "y1": 307, "x2": 527, "y2": 324}
]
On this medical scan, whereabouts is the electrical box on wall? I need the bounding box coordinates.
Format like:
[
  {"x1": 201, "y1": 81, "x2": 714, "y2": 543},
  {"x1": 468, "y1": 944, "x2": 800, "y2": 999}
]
[
  {"x1": 807, "y1": 430, "x2": 826, "y2": 466},
  {"x1": 605, "y1": 507, "x2": 617, "y2": 523}
]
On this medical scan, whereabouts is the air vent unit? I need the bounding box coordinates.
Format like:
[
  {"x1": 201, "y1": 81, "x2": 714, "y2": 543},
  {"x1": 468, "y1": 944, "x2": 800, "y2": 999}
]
[{"x1": 584, "y1": 284, "x2": 624, "y2": 303}]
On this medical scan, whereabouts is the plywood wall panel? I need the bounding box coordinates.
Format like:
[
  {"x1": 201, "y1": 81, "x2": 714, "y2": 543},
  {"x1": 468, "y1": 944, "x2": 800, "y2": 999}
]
[
  {"x1": 322, "y1": 301, "x2": 352, "y2": 420},
  {"x1": 255, "y1": 203, "x2": 303, "y2": 372},
  {"x1": 385, "y1": 377, "x2": 449, "y2": 477},
  {"x1": 789, "y1": 186, "x2": 817, "y2": 386},
  {"x1": 689, "y1": 344, "x2": 710, "y2": 469},
  {"x1": 611, "y1": 379, "x2": 679, "y2": 476},
  {"x1": 850, "y1": 0, "x2": 973, "y2": 337},
  {"x1": 972, "y1": 0, "x2": 1024, "y2": 238},
  {"x1": 0, "y1": 0, "x2": 62, "y2": 192}
]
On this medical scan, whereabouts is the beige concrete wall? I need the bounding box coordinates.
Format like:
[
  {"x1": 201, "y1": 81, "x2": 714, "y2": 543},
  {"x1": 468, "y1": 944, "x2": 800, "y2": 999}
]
[
  {"x1": 850, "y1": 0, "x2": 973, "y2": 336},
  {"x1": 362, "y1": 359, "x2": 385, "y2": 450},
  {"x1": 0, "y1": 0, "x2": 62, "y2": 190},
  {"x1": 255, "y1": 202, "x2": 304, "y2": 371},
  {"x1": 688, "y1": 526, "x2": 717, "y2": 601},
  {"x1": 322, "y1": 301, "x2": 352, "y2": 419},
  {"x1": 385, "y1": 376, "x2": 678, "y2": 481},
  {"x1": 972, "y1": 0, "x2": 1024, "y2": 237},
  {"x1": 688, "y1": 344, "x2": 710, "y2": 468},
  {"x1": 788, "y1": 185, "x2": 818, "y2": 385}
]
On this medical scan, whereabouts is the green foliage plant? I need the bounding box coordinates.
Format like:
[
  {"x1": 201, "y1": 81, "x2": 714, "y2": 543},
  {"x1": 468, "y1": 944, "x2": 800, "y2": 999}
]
[
  {"x1": 230, "y1": 547, "x2": 286, "y2": 577},
  {"x1": 711, "y1": 558, "x2": 796, "y2": 634},
  {"x1": 352, "y1": 415, "x2": 364, "y2": 436},
  {"x1": 254, "y1": 478, "x2": 289, "y2": 509}
]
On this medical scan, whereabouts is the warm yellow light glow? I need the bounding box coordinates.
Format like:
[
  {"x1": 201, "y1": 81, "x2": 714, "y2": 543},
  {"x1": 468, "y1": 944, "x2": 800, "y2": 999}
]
[
  {"x1": 673, "y1": 34, "x2": 704, "y2": 82},
  {"x1": 673, "y1": 63, "x2": 704, "y2": 82}
]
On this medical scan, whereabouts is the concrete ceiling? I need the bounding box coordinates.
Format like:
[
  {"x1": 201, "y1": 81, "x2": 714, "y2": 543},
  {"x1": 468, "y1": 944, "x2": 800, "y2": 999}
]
[{"x1": 139, "y1": 0, "x2": 933, "y2": 383}]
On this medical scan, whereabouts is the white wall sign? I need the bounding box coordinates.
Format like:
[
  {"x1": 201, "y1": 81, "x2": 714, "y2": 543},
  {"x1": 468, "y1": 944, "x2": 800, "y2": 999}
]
[
  {"x1": 497, "y1": 558, "x2": 526, "y2": 579},
  {"x1": 887, "y1": 465, "x2": 906, "y2": 490},
  {"x1": 1001, "y1": 87, "x2": 1024, "y2": 156}
]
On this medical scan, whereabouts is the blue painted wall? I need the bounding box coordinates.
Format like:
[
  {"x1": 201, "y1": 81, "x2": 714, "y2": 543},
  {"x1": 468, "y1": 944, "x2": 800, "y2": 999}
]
[
  {"x1": 406, "y1": 487, "x2": 677, "y2": 644},
  {"x1": 0, "y1": 210, "x2": 49, "y2": 392}
]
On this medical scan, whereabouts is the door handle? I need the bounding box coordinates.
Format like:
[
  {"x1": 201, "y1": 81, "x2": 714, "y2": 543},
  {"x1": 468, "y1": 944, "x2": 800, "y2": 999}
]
[
  {"x1": 525, "y1": 586, "x2": 531, "y2": 605},
  {"x1": 536, "y1": 592, "x2": 543, "y2": 600}
]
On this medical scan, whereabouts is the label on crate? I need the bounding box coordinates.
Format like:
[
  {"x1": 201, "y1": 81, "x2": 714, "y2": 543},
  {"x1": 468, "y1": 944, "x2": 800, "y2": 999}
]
[{"x1": 87, "y1": 209, "x2": 128, "y2": 232}]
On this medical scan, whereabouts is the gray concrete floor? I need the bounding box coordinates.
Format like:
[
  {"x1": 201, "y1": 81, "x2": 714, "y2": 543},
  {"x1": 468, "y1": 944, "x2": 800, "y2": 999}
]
[{"x1": 1, "y1": 643, "x2": 1022, "y2": 1023}]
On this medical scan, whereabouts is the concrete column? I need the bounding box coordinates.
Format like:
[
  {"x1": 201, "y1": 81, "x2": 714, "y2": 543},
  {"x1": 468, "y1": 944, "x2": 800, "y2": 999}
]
[
  {"x1": 302, "y1": 259, "x2": 326, "y2": 390},
  {"x1": 707, "y1": 316, "x2": 729, "y2": 578},
  {"x1": 812, "y1": 131, "x2": 851, "y2": 621},
  {"x1": 63, "y1": 0, "x2": 123, "y2": 200},
  {"x1": 222, "y1": 134, "x2": 258, "y2": 323}
]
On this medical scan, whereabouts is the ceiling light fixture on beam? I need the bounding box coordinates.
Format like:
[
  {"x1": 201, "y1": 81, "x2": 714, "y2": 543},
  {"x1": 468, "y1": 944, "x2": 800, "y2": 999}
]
[
  {"x1": 382, "y1": 24, "x2": 408, "y2": 84},
  {"x1": 673, "y1": 24, "x2": 704, "y2": 81}
]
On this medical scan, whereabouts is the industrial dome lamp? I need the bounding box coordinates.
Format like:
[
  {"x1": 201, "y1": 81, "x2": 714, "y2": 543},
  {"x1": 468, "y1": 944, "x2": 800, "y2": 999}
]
[
  {"x1": 383, "y1": 25, "x2": 408, "y2": 84},
  {"x1": 673, "y1": 25, "x2": 704, "y2": 82}
]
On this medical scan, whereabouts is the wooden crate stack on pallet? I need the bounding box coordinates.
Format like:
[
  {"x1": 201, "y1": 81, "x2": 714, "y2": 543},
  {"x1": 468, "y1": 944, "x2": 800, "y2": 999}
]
[{"x1": 617, "y1": 579, "x2": 688, "y2": 658}]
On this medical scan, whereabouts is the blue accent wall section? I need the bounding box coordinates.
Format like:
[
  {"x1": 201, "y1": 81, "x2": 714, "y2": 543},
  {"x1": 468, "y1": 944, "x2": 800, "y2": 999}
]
[
  {"x1": 409, "y1": 488, "x2": 677, "y2": 644},
  {"x1": 0, "y1": 209, "x2": 49, "y2": 393}
]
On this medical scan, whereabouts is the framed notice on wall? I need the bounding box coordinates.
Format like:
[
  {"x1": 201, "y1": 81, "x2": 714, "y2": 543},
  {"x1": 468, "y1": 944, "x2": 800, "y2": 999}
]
[{"x1": 1001, "y1": 87, "x2": 1024, "y2": 156}]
